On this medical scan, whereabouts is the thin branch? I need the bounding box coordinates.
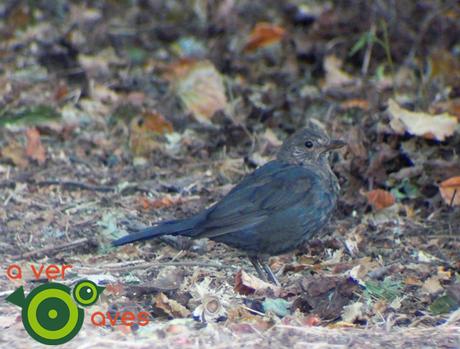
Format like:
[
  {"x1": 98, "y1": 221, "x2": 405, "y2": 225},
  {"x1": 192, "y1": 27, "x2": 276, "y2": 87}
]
[{"x1": 12, "y1": 237, "x2": 93, "y2": 260}]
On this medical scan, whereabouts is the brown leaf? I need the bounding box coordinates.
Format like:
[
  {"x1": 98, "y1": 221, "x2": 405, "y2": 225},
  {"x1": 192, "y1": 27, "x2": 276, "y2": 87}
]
[
  {"x1": 129, "y1": 110, "x2": 173, "y2": 156},
  {"x1": 364, "y1": 189, "x2": 395, "y2": 210},
  {"x1": 404, "y1": 276, "x2": 422, "y2": 286},
  {"x1": 303, "y1": 315, "x2": 321, "y2": 326},
  {"x1": 234, "y1": 269, "x2": 278, "y2": 296},
  {"x1": 430, "y1": 98, "x2": 460, "y2": 121},
  {"x1": 429, "y1": 50, "x2": 460, "y2": 86},
  {"x1": 422, "y1": 276, "x2": 444, "y2": 295},
  {"x1": 25, "y1": 128, "x2": 46, "y2": 164},
  {"x1": 299, "y1": 276, "x2": 358, "y2": 320},
  {"x1": 154, "y1": 292, "x2": 190, "y2": 318},
  {"x1": 340, "y1": 99, "x2": 369, "y2": 111},
  {"x1": 244, "y1": 22, "x2": 286, "y2": 52},
  {"x1": 439, "y1": 176, "x2": 460, "y2": 206},
  {"x1": 1, "y1": 142, "x2": 28, "y2": 168},
  {"x1": 54, "y1": 82, "x2": 69, "y2": 102},
  {"x1": 138, "y1": 194, "x2": 195, "y2": 211}
]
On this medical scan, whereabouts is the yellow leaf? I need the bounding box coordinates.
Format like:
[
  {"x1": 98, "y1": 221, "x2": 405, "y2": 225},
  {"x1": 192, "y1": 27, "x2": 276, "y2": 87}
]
[
  {"x1": 1, "y1": 142, "x2": 28, "y2": 168},
  {"x1": 166, "y1": 59, "x2": 228, "y2": 124},
  {"x1": 388, "y1": 99, "x2": 458, "y2": 141},
  {"x1": 322, "y1": 55, "x2": 354, "y2": 88}
]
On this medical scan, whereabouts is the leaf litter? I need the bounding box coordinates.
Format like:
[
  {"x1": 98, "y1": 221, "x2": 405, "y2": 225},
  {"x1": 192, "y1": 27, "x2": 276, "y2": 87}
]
[{"x1": 1, "y1": 1, "x2": 460, "y2": 348}]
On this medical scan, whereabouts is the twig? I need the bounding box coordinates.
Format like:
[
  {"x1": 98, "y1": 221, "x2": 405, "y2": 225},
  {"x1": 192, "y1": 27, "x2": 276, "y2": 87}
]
[
  {"x1": 449, "y1": 189, "x2": 457, "y2": 207},
  {"x1": 12, "y1": 237, "x2": 92, "y2": 260},
  {"x1": 361, "y1": 23, "x2": 376, "y2": 76},
  {"x1": 84, "y1": 260, "x2": 236, "y2": 273},
  {"x1": 36, "y1": 180, "x2": 115, "y2": 192}
]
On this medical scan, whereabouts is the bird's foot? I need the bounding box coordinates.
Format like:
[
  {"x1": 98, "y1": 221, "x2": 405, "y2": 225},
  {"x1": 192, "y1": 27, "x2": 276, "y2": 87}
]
[{"x1": 249, "y1": 256, "x2": 281, "y2": 286}]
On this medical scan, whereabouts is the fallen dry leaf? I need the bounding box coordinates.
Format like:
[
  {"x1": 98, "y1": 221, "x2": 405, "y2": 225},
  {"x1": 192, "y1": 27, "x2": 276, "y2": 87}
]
[
  {"x1": 303, "y1": 314, "x2": 321, "y2": 326},
  {"x1": 429, "y1": 50, "x2": 460, "y2": 86},
  {"x1": 430, "y1": 98, "x2": 460, "y2": 120},
  {"x1": 404, "y1": 276, "x2": 423, "y2": 286},
  {"x1": 234, "y1": 269, "x2": 279, "y2": 296},
  {"x1": 154, "y1": 292, "x2": 191, "y2": 318},
  {"x1": 54, "y1": 82, "x2": 69, "y2": 102},
  {"x1": 1, "y1": 141, "x2": 28, "y2": 168},
  {"x1": 244, "y1": 22, "x2": 286, "y2": 52},
  {"x1": 388, "y1": 99, "x2": 458, "y2": 141},
  {"x1": 322, "y1": 55, "x2": 354, "y2": 88},
  {"x1": 364, "y1": 189, "x2": 396, "y2": 210},
  {"x1": 341, "y1": 302, "x2": 364, "y2": 323},
  {"x1": 439, "y1": 176, "x2": 460, "y2": 206},
  {"x1": 422, "y1": 276, "x2": 444, "y2": 295},
  {"x1": 166, "y1": 59, "x2": 228, "y2": 124},
  {"x1": 299, "y1": 276, "x2": 358, "y2": 320},
  {"x1": 25, "y1": 127, "x2": 46, "y2": 164},
  {"x1": 340, "y1": 98, "x2": 370, "y2": 111},
  {"x1": 139, "y1": 194, "x2": 185, "y2": 210},
  {"x1": 129, "y1": 110, "x2": 173, "y2": 156}
]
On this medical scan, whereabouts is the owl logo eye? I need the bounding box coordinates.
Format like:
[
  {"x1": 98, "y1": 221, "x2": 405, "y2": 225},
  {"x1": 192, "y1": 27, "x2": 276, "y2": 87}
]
[{"x1": 304, "y1": 141, "x2": 314, "y2": 148}]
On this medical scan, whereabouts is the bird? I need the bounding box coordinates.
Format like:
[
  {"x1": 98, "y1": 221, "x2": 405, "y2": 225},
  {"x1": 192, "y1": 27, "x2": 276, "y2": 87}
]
[{"x1": 113, "y1": 126, "x2": 345, "y2": 285}]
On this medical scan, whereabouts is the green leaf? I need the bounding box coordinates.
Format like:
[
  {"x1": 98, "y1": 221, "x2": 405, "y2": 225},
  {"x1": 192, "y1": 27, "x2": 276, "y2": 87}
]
[
  {"x1": 126, "y1": 47, "x2": 148, "y2": 65},
  {"x1": 364, "y1": 277, "x2": 403, "y2": 303},
  {"x1": 429, "y1": 294, "x2": 459, "y2": 315},
  {"x1": 390, "y1": 178, "x2": 420, "y2": 200},
  {"x1": 0, "y1": 105, "x2": 61, "y2": 127},
  {"x1": 349, "y1": 32, "x2": 374, "y2": 57}
]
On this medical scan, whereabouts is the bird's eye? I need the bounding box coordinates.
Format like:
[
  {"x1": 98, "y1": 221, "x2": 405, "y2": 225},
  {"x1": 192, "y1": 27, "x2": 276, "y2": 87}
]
[{"x1": 304, "y1": 141, "x2": 314, "y2": 148}]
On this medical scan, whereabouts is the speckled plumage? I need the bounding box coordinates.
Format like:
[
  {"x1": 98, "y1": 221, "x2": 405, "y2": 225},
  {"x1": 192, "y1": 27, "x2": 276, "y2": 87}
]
[{"x1": 113, "y1": 127, "x2": 345, "y2": 284}]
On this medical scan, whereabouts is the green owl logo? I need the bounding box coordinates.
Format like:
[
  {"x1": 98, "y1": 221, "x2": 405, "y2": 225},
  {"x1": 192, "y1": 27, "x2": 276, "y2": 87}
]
[{"x1": 6, "y1": 280, "x2": 104, "y2": 345}]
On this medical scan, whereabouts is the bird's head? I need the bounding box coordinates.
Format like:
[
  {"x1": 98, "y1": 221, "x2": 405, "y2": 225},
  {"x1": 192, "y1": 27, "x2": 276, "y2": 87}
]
[{"x1": 276, "y1": 126, "x2": 346, "y2": 166}]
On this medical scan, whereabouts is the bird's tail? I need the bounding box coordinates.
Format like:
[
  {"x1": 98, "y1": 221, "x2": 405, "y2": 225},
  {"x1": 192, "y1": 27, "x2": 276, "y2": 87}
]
[{"x1": 112, "y1": 217, "x2": 198, "y2": 246}]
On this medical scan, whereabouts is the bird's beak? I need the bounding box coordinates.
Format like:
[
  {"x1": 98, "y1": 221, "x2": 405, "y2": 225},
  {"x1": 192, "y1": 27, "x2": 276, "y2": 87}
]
[{"x1": 326, "y1": 139, "x2": 347, "y2": 150}]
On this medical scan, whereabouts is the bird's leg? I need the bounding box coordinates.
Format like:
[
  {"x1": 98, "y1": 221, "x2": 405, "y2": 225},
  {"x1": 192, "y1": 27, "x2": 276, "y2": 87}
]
[
  {"x1": 261, "y1": 261, "x2": 281, "y2": 287},
  {"x1": 248, "y1": 256, "x2": 268, "y2": 282}
]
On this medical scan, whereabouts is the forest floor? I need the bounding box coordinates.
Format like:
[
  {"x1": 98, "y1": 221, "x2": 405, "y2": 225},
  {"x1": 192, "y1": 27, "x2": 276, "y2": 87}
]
[{"x1": 1, "y1": 1, "x2": 460, "y2": 348}]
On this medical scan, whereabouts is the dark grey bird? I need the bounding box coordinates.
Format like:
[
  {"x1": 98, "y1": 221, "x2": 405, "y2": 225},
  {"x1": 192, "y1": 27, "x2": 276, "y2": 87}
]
[{"x1": 113, "y1": 127, "x2": 345, "y2": 285}]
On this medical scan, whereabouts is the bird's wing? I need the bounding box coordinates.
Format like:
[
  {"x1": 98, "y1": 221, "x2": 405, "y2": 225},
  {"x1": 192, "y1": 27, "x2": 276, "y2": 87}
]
[{"x1": 192, "y1": 161, "x2": 316, "y2": 238}]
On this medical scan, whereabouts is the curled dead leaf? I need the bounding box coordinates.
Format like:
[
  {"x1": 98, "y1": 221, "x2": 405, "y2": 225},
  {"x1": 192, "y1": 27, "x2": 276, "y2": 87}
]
[
  {"x1": 340, "y1": 98, "x2": 369, "y2": 111},
  {"x1": 388, "y1": 99, "x2": 458, "y2": 141},
  {"x1": 129, "y1": 110, "x2": 173, "y2": 156},
  {"x1": 303, "y1": 314, "x2": 321, "y2": 326},
  {"x1": 138, "y1": 194, "x2": 185, "y2": 210},
  {"x1": 154, "y1": 292, "x2": 190, "y2": 318},
  {"x1": 439, "y1": 176, "x2": 460, "y2": 206},
  {"x1": 322, "y1": 55, "x2": 354, "y2": 88},
  {"x1": 166, "y1": 59, "x2": 228, "y2": 124},
  {"x1": 244, "y1": 22, "x2": 286, "y2": 52},
  {"x1": 26, "y1": 127, "x2": 46, "y2": 164},
  {"x1": 363, "y1": 189, "x2": 395, "y2": 210},
  {"x1": 1, "y1": 142, "x2": 28, "y2": 168},
  {"x1": 341, "y1": 302, "x2": 364, "y2": 323},
  {"x1": 422, "y1": 276, "x2": 444, "y2": 295},
  {"x1": 234, "y1": 269, "x2": 279, "y2": 296}
]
